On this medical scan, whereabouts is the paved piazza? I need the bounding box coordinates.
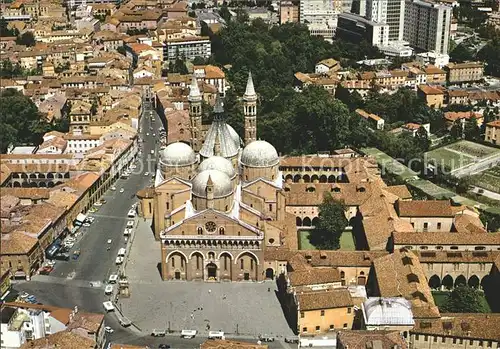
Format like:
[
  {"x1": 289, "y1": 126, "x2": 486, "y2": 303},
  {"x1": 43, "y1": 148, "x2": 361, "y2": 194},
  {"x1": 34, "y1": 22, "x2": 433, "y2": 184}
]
[{"x1": 121, "y1": 219, "x2": 294, "y2": 337}]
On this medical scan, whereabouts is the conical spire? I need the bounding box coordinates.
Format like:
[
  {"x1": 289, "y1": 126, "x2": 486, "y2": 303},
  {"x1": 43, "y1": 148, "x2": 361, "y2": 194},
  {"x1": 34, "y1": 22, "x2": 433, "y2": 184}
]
[
  {"x1": 213, "y1": 94, "x2": 224, "y2": 117},
  {"x1": 243, "y1": 71, "x2": 256, "y2": 101},
  {"x1": 188, "y1": 75, "x2": 201, "y2": 102},
  {"x1": 207, "y1": 174, "x2": 214, "y2": 186}
]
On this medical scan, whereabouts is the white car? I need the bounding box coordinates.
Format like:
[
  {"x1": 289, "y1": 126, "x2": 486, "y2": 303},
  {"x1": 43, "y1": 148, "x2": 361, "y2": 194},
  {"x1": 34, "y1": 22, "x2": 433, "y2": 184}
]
[
  {"x1": 93, "y1": 202, "x2": 102, "y2": 207},
  {"x1": 115, "y1": 256, "x2": 124, "y2": 265},
  {"x1": 103, "y1": 301, "x2": 115, "y2": 312},
  {"x1": 105, "y1": 326, "x2": 114, "y2": 334},
  {"x1": 153, "y1": 133, "x2": 156, "y2": 137},
  {"x1": 146, "y1": 133, "x2": 150, "y2": 136},
  {"x1": 107, "y1": 239, "x2": 112, "y2": 244},
  {"x1": 119, "y1": 188, "x2": 124, "y2": 193},
  {"x1": 110, "y1": 186, "x2": 116, "y2": 191},
  {"x1": 104, "y1": 284, "x2": 114, "y2": 295},
  {"x1": 83, "y1": 222, "x2": 91, "y2": 227},
  {"x1": 144, "y1": 172, "x2": 149, "y2": 176},
  {"x1": 109, "y1": 274, "x2": 118, "y2": 283}
]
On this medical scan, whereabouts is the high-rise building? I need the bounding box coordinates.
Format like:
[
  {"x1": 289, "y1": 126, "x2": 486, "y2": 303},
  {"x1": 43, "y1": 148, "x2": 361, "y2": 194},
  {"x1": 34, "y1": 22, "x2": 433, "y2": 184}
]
[
  {"x1": 299, "y1": 0, "x2": 338, "y2": 40},
  {"x1": 403, "y1": 0, "x2": 452, "y2": 54},
  {"x1": 366, "y1": 0, "x2": 404, "y2": 41}
]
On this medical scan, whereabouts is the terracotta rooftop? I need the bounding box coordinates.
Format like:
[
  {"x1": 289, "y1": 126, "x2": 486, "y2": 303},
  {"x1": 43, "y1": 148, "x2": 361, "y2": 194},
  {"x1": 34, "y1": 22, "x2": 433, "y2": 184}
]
[
  {"x1": 487, "y1": 120, "x2": 500, "y2": 128},
  {"x1": 446, "y1": 62, "x2": 483, "y2": 70},
  {"x1": 424, "y1": 65, "x2": 445, "y2": 75},
  {"x1": 297, "y1": 289, "x2": 353, "y2": 311},
  {"x1": 384, "y1": 185, "x2": 412, "y2": 200},
  {"x1": 288, "y1": 267, "x2": 341, "y2": 287},
  {"x1": 1, "y1": 232, "x2": 39, "y2": 255},
  {"x1": 18, "y1": 330, "x2": 95, "y2": 349},
  {"x1": 0, "y1": 188, "x2": 50, "y2": 200},
  {"x1": 412, "y1": 314, "x2": 500, "y2": 341},
  {"x1": 392, "y1": 231, "x2": 500, "y2": 246},
  {"x1": 337, "y1": 330, "x2": 408, "y2": 349},
  {"x1": 396, "y1": 200, "x2": 453, "y2": 217},
  {"x1": 444, "y1": 111, "x2": 482, "y2": 122},
  {"x1": 416, "y1": 251, "x2": 500, "y2": 264},
  {"x1": 372, "y1": 249, "x2": 440, "y2": 319}
]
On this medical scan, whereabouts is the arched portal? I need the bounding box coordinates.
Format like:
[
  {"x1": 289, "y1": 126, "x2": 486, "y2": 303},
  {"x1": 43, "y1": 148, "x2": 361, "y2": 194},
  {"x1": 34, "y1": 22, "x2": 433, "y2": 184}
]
[
  {"x1": 303, "y1": 217, "x2": 311, "y2": 227},
  {"x1": 206, "y1": 262, "x2": 217, "y2": 280},
  {"x1": 296, "y1": 217, "x2": 302, "y2": 226},
  {"x1": 328, "y1": 175, "x2": 335, "y2": 183},
  {"x1": 311, "y1": 175, "x2": 319, "y2": 183},
  {"x1": 319, "y1": 175, "x2": 327, "y2": 183},
  {"x1": 303, "y1": 175, "x2": 310, "y2": 183},
  {"x1": 442, "y1": 275, "x2": 454, "y2": 290},
  {"x1": 312, "y1": 217, "x2": 319, "y2": 227},
  {"x1": 293, "y1": 174, "x2": 301, "y2": 183},
  {"x1": 285, "y1": 174, "x2": 293, "y2": 183},
  {"x1": 265, "y1": 268, "x2": 274, "y2": 279},
  {"x1": 455, "y1": 275, "x2": 467, "y2": 287},
  {"x1": 468, "y1": 275, "x2": 480, "y2": 288},
  {"x1": 428, "y1": 275, "x2": 441, "y2": 289},
  {"x1": 13, "y1": 182, "x2": 21, "y2": 187}
]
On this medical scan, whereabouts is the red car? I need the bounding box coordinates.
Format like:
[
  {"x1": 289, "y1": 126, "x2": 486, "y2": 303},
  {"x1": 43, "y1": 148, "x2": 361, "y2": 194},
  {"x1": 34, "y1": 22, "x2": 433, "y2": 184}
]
[{"x1": 39, "y1": 266, "x2": 53, "y2": 275}]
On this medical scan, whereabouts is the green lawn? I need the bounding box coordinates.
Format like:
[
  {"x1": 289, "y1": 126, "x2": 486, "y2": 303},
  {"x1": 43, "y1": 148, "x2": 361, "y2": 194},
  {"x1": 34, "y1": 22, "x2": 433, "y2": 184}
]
[
  {"x1": 432, "y1": 291, "x2": 492, "y2": 312},
  {"x1": 425, "y1": 140, "x2": 500, "y2": 171},
  {"x1": 470, "y1": 166, "x2": 500, "y2": 193},
  {"x1": 361, "y1": 147, "x2": 419, "y2": 181},
  {"x1": 297, "y1": 230, "x2": 355, "y2": 250}
]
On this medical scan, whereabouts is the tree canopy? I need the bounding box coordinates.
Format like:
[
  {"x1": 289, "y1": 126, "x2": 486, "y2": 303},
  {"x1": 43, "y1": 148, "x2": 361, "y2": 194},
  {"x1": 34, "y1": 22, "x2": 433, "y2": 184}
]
[
  {"x1": 441, "y1": 286, "x2": 489, "y2": 313},
  {"x1": 0, "y1": 89, "x2": 54, "y2": 152},
  {"x1": 308, "y1": 193, "x2": 348, "y2": 250}
]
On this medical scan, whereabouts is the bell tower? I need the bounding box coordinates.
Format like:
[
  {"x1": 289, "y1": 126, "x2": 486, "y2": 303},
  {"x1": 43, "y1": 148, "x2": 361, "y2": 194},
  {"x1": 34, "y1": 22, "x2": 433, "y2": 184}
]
[
  {"x1": 188, "y1": 75, "x2": 203, "y2": 152},
  {"x1": 243, "y1": 72, "x2": 257, "y2": 145}
]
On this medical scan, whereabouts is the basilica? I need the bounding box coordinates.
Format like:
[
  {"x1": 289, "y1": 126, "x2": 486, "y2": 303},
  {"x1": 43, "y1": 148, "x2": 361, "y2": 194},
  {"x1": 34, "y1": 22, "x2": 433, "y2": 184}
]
[{"x1": 137, "y1": 73, "x2": 296, "y2": 282}]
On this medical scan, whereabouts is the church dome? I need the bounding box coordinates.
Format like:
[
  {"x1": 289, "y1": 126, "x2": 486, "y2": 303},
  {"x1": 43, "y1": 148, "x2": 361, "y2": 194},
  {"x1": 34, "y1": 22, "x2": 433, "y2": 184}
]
[
  {"x1": 199, "y1": 156, "x2": 236, "y2": 178},
  {"x1": 159, "y1": 142, "x2": 197, "y2": 167},
  {"x1": 227, "y1": 125, "x2": 242, "y2": 148},
  {"x1": 240, "y1": 140, "x2": 279, "y2": 168},
  {"x1": 192, "y1": 170, "x2": 233, "y2": 198}
]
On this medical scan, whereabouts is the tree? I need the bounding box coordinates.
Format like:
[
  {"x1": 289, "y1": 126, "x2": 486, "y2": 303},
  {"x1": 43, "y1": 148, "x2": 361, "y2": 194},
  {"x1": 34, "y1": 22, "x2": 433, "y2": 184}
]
[
  {"x1": 463, "y1": 117, "x2": 481, "y2": 141},
  {"x1": 0, "y1": 89, "x2": 48, "y2": 152},
  {"x1": 308, "y1": 193, "x2": 348, "y2": 250},
  {"x1": 441, "y1": 286, "x2": 489, "y2": 313},
  {"x1": 218, "y1": 4, "x2": 232, "y2": 22},
  {"x1": 450, "y1": 43, "x2": 475, "y2": 63},
  {"x1": 415, "y1": 126, "x2": 431, "y2": 152},
  {"x1": 0, "y1": 18, "x2": 18, "y2": 37},
  {"x1": 16, "y1": 31, "x2": 36, "y2": 47}
]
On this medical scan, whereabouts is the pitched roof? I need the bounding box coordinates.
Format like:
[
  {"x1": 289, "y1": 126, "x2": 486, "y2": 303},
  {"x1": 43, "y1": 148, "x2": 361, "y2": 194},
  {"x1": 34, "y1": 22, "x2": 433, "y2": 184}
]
[
  {"x1": 418, "y1": 84, "x2": 445, "y2": 95},
  {"x1": 416, "y1": 251, "x2": 500, "y2": 263},
  {"x1": 412, "y1": 314, "x2": 500, "y2": 341},
  {"x1": 289, "y1": 267, "x2": 341, "y2": 287},
  {"x1": 1, "y1": 232, "x2": 39, "y2": 255},
  {"x1": 19, "y1": 330, "x2": 95, "y2": 349},
  {"x1": 396, "y1": 200, "x2": 453, "y2": 217},
  {"x1": 372, "y1": 249, "x2": 440, "y2": 318},
  {"x1": 297, "y1": 289, "x2": 353, "y2": 311},
  {"x1": 392, "y1": 231, "x2": 500, "y2": 246},
  {"x1": 264, "y1": 250, "x2": 388, "y2": 266},
  {"x1": 384, "y1": 185, "x2": 412, "y2": 200},
  {"x1": 336, "y1": 330, "x2": 408, "y2": 349},
  {"x1": 487, "y1": 120, "x2": 500, "y2": 128}
]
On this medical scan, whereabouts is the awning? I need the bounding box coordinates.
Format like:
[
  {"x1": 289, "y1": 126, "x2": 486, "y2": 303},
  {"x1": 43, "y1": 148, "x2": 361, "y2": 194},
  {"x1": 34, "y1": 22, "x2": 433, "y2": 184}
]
[{"x1": 75, "y1": 213, "x2": 87, "y2": 223}]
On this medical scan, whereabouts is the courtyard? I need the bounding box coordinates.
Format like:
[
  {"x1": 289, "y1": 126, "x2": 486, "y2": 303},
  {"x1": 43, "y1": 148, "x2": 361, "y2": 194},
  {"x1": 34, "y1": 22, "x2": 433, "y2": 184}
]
[
  {"x1": 298, "y1": 229, "x2": 355, "y2": 250},
  {"x1": 121, "y1": 219, "x2": 295, "y2": 337}
]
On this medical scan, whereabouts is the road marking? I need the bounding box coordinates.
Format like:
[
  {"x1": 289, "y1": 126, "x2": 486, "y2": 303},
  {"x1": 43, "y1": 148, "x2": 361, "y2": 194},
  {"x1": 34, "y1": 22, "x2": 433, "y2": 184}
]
[{"x1": 91, "y1": 214, "x2": 129, "y2": 220}]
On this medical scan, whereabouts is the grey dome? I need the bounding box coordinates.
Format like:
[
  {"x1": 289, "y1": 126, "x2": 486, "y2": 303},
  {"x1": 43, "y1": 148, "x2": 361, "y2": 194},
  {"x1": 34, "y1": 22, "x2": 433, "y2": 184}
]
[
  {"x1": 199, "y1": 156, "x2": 236, "y2": 178},
  {"x1": 192, "y1": 169, "x2": 233, "y2": 198},
  {"x1": 227, "y1": 125, "x2": 242, "y2": 148},
  {"x1": 240, "y1": 140, "x2": 279, "y2": 168},
  {"x1": 363, "y1": 298, "x2": 415, "y2": 326},
  {"x1": 159, "y1": 142, "x2": 197, "y2": 167}
]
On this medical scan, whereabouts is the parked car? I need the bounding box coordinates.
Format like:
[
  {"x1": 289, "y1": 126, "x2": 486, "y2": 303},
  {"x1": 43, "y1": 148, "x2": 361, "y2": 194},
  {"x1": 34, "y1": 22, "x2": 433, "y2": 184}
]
[
  {"x1": 110, "y1": 186, "x2": 116, "y2": 191},
  {"x1": 104, "y1": 285, "x2": 113, "y2": 295},
  {"x1": 285, "y1": 336, "x2": 299, "y2": 344},
  {"x1": 158, "y1": 345, "x2": 170, "y2": 349},
  {"x1": 119, "y1": 188, "x2": 125, "y2": 193},
  {"x1": 39, "y1": 266, "x2": 53, "y2": 275},
  {"x1": 151, "y1": 329, "x2": 166, "y2": 337},
  {"x1": 105, "y1": 326, "x2": 114, "y2": 334},
  {"x1": 258, "y1": 334, "x2": 275, "y2": 342}
]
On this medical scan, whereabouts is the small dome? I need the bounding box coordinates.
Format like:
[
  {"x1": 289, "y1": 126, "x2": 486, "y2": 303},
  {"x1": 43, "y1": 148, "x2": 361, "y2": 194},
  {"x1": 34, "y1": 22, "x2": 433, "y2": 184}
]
[
  {"x1": 199, "y1": 156, "x2": 236, "y2": 178},
  {"x1": 192, "y1": 170, "x2": 233, "y2": 198},
  {"x1": 227, "y1": 125, "x2": 242, "y2": 148},
  {"x1": 241, "y1": 140, "x2": 279, "y2": 168},
  {"x1": 159, "y1": 142, "x2": 197, "y2": 167}
]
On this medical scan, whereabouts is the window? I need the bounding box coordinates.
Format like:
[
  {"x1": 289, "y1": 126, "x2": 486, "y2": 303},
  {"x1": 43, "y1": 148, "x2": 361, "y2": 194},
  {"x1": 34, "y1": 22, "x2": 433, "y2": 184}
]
[
  {"x1": 453, "y1": 338, "x2": 457, "y2": 344},
  {"x1": 219, "y1": 227, "x2": 225, "y2": 235},
  {"x1": 437, "y1": 222, "x2": 442, "y2": 230},
  {"x1": 197, "y1": 227, "x2": 203, "y2": 235},
  {"x1": 171, "y1": 258, "x2": 175, "y2": 267},
  {"x1": 347, "y1": 307, "x2": 351, "y2": 314},
  {"x1": 181, "y1": 258, "x2": 184, "y2": 268},
  {"x1": 343, "y1": 323, "x2": 348, "y2": 329},
  {"x1": 166, "y1": 202, "x2": 169, "y2": 210},
  {"x1": 424, "y1": 335, "x2": 428, "y2": 341},
  {"x1": 470, "y1": 340, "x2": 473, "y2": 345},
  {"x1": 250, "y1": 259, "x2": 254, "y2": 271},
  {"x1": 300, "y1": 312, "x2": 304, "y2": 318},
  {"x1": 320, "y1": 310, "x2": 325, "y2": 316},
  {"x1": 423, "y1": 222, "x2": 429, "y2": 231},
  {"x1": 196, "y1": 256, "x2": 200, "y2": 270},
  {"x1": 433, "y1": 336, "x2": 437, "y2": 343},
  {"x1": 224, "y1": 257, "x2": 228, "y2": 270},
  {"x1": 302, "y1": 327, "x2": 307, "y2": 333},
  {"x1": 269, "y1": 204, "x2": 272, "y2": 211},
  {"x1": 415, "y1": 335, "x2": 419, "y2": 340},
  {"x1": 240, "y1": 259, "x2": 244, "y2": 269},
  {"x1": 315, "y1": 326, "x2": 320, "y2": 332},
  {"x1": 329, "y1": 325, "x2": 334, "y2": 330},
  {"x1": 441, "y1": 337, "x2": 445, "y2": 343}
]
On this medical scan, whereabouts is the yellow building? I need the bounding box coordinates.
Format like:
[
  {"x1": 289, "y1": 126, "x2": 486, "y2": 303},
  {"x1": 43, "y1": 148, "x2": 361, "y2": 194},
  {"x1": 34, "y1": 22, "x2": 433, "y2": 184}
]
[
  {"x1": 445, "y1": 62, "x2": 484, "y2": 84},
  {"x1": 485, "y1": 120, "x2": 500, "y2": 145},
  {"x1": 417, "y1": 84, "x2": 445, "y2": 109},
  {"x1": 297, "y1": 289, "x2": 354, "y2": 334}
]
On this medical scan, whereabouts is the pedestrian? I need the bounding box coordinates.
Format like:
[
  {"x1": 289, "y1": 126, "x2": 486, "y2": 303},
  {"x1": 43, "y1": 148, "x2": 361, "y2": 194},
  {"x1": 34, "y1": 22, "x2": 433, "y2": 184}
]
[
  {"x1": 222, "y1": 294, "x2": 226, "y2": 300},
  {"x1": 191, "y1": 313, "x2": 194, "y2": 319},
  {"x1": 268, "y1": 287, "x2": 270, "y2": 292},
  {"x1": 208, "y1": 289, "x2": 211, "y2": 294}
]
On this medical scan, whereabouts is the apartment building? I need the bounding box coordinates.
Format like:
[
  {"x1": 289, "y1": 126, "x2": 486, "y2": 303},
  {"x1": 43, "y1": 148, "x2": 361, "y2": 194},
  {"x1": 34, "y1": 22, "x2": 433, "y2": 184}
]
[
  {"x1": 367, "y1": 0, "x2": 405, "y2": 41},
  {"x1": 280, "y1": 1, "x2": 299, "y2": 24},
  {"x1": 485, "y1": 120, "x2": 500, "y2": 145},
  {"x1": 445, "y1": 62, "x2": 484, "y2": 84},
  {"x1": 163, "y1": 36, "x2": 211, "y2": 62},
  {"x1": 299, "y1": 0, "x2": 337, "y2": 40},
  {"x1": 336, "y1": 13, "x2": 389, "y2": 47},
  {"x1": 404, "y1": 0, "x2": 452, "y2": 54}
]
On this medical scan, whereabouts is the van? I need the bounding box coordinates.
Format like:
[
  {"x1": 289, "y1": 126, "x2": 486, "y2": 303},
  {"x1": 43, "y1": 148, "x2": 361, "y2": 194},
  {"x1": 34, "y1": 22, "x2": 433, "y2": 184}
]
[
  {"x1": 103, "y1": 301, "x2": 115, "y2": 312},
  {"x1": 117, "y1": 248, "x2": 126, "y2": 257},
  {"x1": 180, "y1": 330, "x2": 197, "y2": 339},
  {"x1": 208, "y1": 331, "x2": 225, "y2": 340},
  {"x1": 151, "y1": 329, "x2": 166, "y2": 337},
  {"x1": 127, "y1": 209, "x2": 136, "y2": 218}
]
